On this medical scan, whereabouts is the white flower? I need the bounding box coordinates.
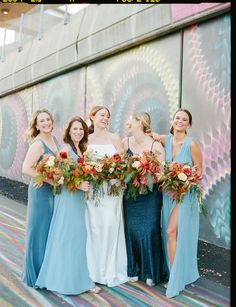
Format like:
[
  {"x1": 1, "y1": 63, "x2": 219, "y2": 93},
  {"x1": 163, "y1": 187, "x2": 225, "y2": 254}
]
[
  {"x1": 46, "y1": 156, "x2": 55, "y2": 167},
  {"x1": 178, "y1": 173, "x2": 187, "y2": 181},
  {"x1": 109, "y1": 168, "x2": 114, "y2": 173},
  {"x1": 58, "y1": 176, "x2": 64, "y2": 185},
  {"x1": 95, "y1": 164, "x2": 103, "y2": 172},
  {"x1": 161, "y1": 161, "x2": 166, "y2": 166},
  {"x1": 109, "y1": 179, "x2": 120, "y2": 186},
  {"x1": 132, "y1": 161, "x2": 141, "y2": 169},
  {"x1": 183, "y1": 165, "x2": 191, "y2": 169}
]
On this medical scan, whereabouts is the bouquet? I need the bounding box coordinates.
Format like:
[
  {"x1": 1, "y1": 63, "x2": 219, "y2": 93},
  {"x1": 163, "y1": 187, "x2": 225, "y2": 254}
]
[
  {"x1": 65, "y1": 155, "x2": 105, "y2": 203},
  {"x1": 158, "y1": 161, "x2": 204, "y2": 210},
  {"x1": 34, "y1": 151, "x2": 74, "y2": 195},
  {"x1": 124, "y1": 151, "x2": 162, "y2": 200},
  {"x1": 98, "y1": 153, "x2": 128, "y2": 196}
]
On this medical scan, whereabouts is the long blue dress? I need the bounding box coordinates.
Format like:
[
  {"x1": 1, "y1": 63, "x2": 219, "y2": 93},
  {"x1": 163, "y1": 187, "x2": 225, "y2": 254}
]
[
  {"x1": 36, "y1": 146, "x2": 95, "y2": 295},
  {"x1": 123, "y1": 141, "x2": 165, "y2": 284},
  {"x1": 22, "y1": 137, "x2": 59, "y2": 287},
  {"x1": 162, "y1": 134, "x2": 200, "y2": 298}
]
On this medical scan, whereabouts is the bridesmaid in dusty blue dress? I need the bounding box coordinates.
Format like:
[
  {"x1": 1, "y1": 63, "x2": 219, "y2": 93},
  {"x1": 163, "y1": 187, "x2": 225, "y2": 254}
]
[
  {"x1": 22, "y1": 109, "x2": 59, "y2": 287},
  {"x1": 159, "y1": 109, "x2": 203, "y2": 298},
  {"x1": 122, "y1": 112, "x2": 166, "y2": 287},
  {"x1": 36, "y1": 116, "x2": 100, "y2": 295}
]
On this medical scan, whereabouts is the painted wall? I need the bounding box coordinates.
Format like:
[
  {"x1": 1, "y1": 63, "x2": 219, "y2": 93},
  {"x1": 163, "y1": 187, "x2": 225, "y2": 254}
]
[{"x1": 0, "y1": 13, "x2": 230, "y2": 248}]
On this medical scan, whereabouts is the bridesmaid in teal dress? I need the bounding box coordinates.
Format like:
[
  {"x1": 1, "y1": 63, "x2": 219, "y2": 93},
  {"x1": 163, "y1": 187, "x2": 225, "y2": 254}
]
[
  {"x1": 22, "y1": 109, "x2": 60, "y2": 287},
  {"x1": 36, "y1": 116, "x2": 101, "y2": 295},
  {"x1": 159, "y1": 109, "x2": 203, "y2": 298},
  {"x1": 122, "y1": 112, "x2": 166, "y2": 287}
]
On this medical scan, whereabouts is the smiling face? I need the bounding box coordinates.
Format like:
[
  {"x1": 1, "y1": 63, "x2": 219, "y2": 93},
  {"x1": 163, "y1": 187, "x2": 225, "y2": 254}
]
[
  {"x1": 92, "y1": 108, "x2": 110, "y2": 130},
  {"x1": 69, "y1": 121, "x2": 84, "y2": 144},
  {"x1": 36, "y1": 112, "x2": 53, "y2": 134},
  {"x1": 172, "y1": 110, "x2": 191, "y2": 133}
]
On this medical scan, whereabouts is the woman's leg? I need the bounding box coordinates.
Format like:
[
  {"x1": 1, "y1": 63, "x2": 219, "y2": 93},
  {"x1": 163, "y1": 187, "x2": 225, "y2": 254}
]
[{"x1": 166, "y1": 203, "x2": 178, "y2": 268}]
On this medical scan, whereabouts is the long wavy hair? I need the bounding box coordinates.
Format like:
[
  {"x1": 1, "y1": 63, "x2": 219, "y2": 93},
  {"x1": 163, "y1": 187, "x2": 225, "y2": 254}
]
[
  {"x1": 25, "y1": 109, "x2": 54, "y2": 140},
  {"x1": 63, "y1": 116, "x2": 88, "y2": 154},
  {"x1": 88, "y1": 106, "x2": 111, "y2": 134},
  {"x1": 170, "y1": 108, "x2": 192, "y2": 135}
]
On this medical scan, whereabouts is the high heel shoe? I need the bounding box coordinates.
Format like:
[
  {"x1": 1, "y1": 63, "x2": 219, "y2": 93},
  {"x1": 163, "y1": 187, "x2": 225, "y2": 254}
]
[
  {"x1": 129, "y1": 276, "x2": 139, "y2": 282},
  {"x1": 146, "y1": 278, "x2": 155, "y2": 287},
  {"x1": 89, "y1": 286, "x2": 101, "y2": 294}
]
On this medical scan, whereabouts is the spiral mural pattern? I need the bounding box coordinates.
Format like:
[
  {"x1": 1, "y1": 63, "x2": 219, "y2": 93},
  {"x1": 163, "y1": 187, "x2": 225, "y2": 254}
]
[{"x1": 182, "y1": 15, "x2": 230, "y2": 247}]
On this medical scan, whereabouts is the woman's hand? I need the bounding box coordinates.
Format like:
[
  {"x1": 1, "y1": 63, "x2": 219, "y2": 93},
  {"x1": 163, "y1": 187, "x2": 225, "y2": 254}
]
[
  {"x1": 77, "y1": 181, "x2": 90, "y2": 192},
  {"x1": 151, "y1": 132, "x2": 162, "y2": 142}
]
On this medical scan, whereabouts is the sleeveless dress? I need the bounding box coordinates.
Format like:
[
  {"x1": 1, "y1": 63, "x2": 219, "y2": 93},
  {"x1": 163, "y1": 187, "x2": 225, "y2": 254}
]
[
  {"x1": 35, "y1": 146, "x2": 95, "y2": 294},
  {"x1": 85, "y1": 144, "x2": 128, "y2": 287},
  {"x1": 123, "y1": 140, "x2": 165, "y2": 284},
  {"x1": 162, "y1": 134, "x2": 200, "y2": 298},
  {"x1": 22, "y1": 137, "x2": 59, "y2": 287}
]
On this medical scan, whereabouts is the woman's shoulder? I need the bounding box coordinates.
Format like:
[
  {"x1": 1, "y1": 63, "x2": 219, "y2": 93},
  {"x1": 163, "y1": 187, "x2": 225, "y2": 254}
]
[{"x1": 29, "y1": 137, "x2": 44, "y2": 148}]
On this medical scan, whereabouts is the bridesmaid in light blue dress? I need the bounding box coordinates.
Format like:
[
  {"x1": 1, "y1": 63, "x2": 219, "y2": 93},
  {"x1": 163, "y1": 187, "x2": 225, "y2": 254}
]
[
  {"x1": 36, "y1": 116, "x2": 100, "y2": 295},
  {"x1": 22, "y1": 109, "x2": 59, "y2": 287},
  {"x1": 159, "y1": 109, "x2": 203, "y2": 298}
]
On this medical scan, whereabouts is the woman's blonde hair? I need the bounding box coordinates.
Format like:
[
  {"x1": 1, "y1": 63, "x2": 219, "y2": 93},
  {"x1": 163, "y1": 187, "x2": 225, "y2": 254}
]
[
  {"x1": 25, "y1": 109, "x2": 54, "y2": 140},
  {"x1": 88, "y1": 105, "x2": 110, "y2": 134},
  {"x1": 133, "y1": 111, "x2": 152, "y2": 135}
]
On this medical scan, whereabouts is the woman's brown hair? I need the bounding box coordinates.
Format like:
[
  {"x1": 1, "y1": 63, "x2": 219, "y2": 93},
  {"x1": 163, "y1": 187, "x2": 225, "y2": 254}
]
[
  {"x1": 88, "y1": 106, "x2": 110, "y2": 134},
  {"x1": 25, "y1": 109, "x2": 54, "y2": 140},
  {"x1": 63, "y1": 116, "x2": 88, "y2": 154},
  {"x1": 170, "y1": 108, "x2": 192, "y2": 135}
]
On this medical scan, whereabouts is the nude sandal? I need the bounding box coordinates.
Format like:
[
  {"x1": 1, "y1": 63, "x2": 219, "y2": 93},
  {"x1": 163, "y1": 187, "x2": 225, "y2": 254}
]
[{"x1": 89, "y1": 286, "x2": 102, "y2": 294}]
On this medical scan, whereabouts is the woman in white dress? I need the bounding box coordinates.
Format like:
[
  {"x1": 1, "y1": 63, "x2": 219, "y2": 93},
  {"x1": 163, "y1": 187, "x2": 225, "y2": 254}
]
[{"x1": 85, "y1": 105, "x2": 128, "y2": 287}]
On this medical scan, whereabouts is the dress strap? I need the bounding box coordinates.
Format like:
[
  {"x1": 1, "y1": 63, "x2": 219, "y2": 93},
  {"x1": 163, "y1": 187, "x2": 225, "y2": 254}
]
[
  {"x1": 127, "y1": 137, "x2": 130, "y2": 148},
  {"x1": 53, "y1": 135, "x2": 60, "y2": 150},
  {"x1": 31, "y1": 139, "x2": 47, "y2": 151},
  {"x1": 150, "y1": 140, "x2": 156, "y2": 153}
]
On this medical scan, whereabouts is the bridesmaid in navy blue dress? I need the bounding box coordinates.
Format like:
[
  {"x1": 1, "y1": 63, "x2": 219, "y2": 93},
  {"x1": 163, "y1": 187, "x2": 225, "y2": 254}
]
[
  {"x1": 122, "y1": 112, "x2": 166, "y2": 287},
  {"x1": 21, "y1": 109, "x2": 60, "y2": 287}
]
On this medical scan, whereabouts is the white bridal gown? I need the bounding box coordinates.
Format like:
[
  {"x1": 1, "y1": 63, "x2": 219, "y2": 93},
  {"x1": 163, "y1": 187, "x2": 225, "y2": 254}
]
[{"x1": 85, "y1": 144, "x2": 128, "y2": 287}]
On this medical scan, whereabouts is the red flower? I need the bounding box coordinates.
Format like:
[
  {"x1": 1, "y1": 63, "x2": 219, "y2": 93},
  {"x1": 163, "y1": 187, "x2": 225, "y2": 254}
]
[
  {"x1": 184, "y1": 169, "x2": 192, "y2": 176},
  {"x1": 47, "y1": 173, "x2": 53, "y2": 179},
  {"x1": 77, "y1": 157, "x2": 84, "y2": 163},
  {"x1": 133, "y1": 176, "x2": 140, "y2": 187},
  {"x1": 113, "y1": 153, "x2": 122, "y2": 163},
  {"x1": 60, "y1": 151, "x2": 67, "y2": 159},
  {"x1": 140, "y1": 176, "x2": 148, "y2": 185}
]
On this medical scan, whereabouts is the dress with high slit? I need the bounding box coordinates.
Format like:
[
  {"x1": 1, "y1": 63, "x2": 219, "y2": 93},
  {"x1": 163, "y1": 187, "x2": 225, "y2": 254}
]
[{"x1": 162, "y1": 134, "x2": 199, "y2": 298}]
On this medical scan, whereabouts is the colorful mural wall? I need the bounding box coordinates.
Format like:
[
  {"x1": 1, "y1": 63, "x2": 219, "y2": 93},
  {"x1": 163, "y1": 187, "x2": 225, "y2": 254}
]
[{"x1": 0, "y1": 14, "x2": 230, "y2": 248}]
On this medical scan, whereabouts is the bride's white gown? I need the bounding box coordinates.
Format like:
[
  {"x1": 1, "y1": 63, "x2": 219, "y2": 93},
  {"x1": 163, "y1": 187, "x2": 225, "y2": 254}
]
[{"x1": 85, "y1": 144, "x2": 128, "y2": 287}]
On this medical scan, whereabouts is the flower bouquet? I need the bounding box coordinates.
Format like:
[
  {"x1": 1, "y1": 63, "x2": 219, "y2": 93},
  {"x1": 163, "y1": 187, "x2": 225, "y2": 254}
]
[
  {"x1": 65, "y1": 155, "x2": 105, "y2": 203},
  {"x1": 157, "y1": 161, "x2": 204, "y2": 211},
  {"x1": 34, "y1": 151, "x2": 74, "y2": 195},
  {"x1": 124, "y1": 151, "x2": 162, "y2": 200},
  {"x1": 98, "y1": 153, "x2": 128, "y2": 197}
]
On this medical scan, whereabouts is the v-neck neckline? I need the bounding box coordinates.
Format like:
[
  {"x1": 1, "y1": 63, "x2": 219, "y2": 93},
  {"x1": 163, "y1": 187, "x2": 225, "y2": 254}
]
[
  {"x1": 171, "y1": 135, "x2": 189, "y2": 161},
  {"x1": 40, "y1": 138, "x2": 58, "y2": 156}
]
